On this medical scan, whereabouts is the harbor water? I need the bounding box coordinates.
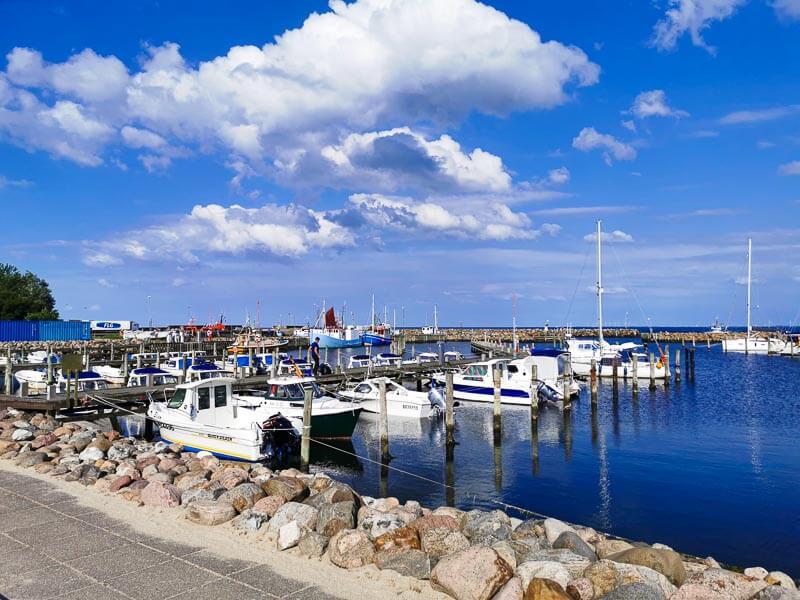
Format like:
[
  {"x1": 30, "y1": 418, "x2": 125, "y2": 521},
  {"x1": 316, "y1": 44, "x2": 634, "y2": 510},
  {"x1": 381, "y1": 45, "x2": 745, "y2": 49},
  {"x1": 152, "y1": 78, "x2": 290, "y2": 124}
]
[{"x1": 310, "y1": 340, "x2": 800, "y2": 576}]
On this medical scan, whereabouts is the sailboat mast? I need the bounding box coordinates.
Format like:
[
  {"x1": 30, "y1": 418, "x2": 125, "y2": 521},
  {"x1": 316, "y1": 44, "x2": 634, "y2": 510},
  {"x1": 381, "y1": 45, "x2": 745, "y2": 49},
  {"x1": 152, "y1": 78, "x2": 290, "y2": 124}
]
[
  {"x1": 596, "y1": 220, "x2": 605, "y2": 345},
  {"x1": 747, "y1": 237, "x2": 752, "y2": 338},
  {"x1": 434, "y1": 304, "x2": 438, "y2": 333},
  {"x1": 371, "y1": 294, "x2": 375, "y2": 329}
]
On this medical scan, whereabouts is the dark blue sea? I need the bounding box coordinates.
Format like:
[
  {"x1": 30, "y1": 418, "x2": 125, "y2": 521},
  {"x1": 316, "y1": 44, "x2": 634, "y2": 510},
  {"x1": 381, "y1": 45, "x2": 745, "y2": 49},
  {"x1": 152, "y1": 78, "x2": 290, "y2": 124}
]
[{"x1": 306, "y1": 340, "x2": 800, "y2": 576}]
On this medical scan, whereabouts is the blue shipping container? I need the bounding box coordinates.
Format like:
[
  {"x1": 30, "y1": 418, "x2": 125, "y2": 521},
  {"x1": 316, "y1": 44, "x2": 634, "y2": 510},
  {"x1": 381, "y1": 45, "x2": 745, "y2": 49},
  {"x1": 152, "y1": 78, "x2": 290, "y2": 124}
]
[
  {"x1": 38, "y1": 320, "x2": 91, "y2": 341},
  {"x1": 0, "y1": 320, "x2": 37, "y2": 342},
  {"x1": 0, "y1": 320, "x2": 90, "y2": 342}
]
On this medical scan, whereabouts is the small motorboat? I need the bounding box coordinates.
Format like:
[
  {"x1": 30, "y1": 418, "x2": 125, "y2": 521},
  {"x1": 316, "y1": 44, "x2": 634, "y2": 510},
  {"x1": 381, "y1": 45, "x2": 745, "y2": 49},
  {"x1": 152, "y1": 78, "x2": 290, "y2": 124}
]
[
  {"x1": 277, "y1": 358, "x2": 314, "y2": 377},
  {"x1": 348, "y1": 354, "x2": 372, "y2": 369},
  {"x1": 338, "y1": 377, "x2": 446, "y2": 418},
  {"x1": 443, "y1": 351, "x2": 464, "y2": 362},
  {"x1": 26, "y1": 350, "x2": 59, "y2": 365},
  {"x1": 234, "y1": 376, "x2": 362, "y2": 439},
  {"x1": 147, "y1": 377, "x2": 301, "y2": 461},
  {"x1": 13, "y1": 369, "x2": 49, "y2": 393},
  {"x1": 374, "y1": 353, "x2": 402, "y2": 367},
  {"x1": 126, "y1": 367, "x2": 179, "y2": 387},
  {"x1": 92, "y1": 364, "x2": 127, "y2": 386},
  {"x1": 56, "y1": 371, "x2": 109, "y2": 393}
]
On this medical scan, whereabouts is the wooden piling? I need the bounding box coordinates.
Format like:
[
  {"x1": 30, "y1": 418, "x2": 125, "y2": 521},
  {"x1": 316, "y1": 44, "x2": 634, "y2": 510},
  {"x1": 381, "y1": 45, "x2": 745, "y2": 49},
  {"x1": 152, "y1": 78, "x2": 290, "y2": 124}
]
[
  {"x1": 590, "y1": 359, "x2": 597, "y2": 404},
  {"x1": 271, "y1": 349, "x2": 277, "y2": 378},
  {"x1": 4, "y1": 347, "x2": 12, "y2": 394},
  {"x1": 300, "y1": 387, "x2": 312, "y2": 471},
  {"x1": 530, "y1": 364, "x2": 539, "y2": 416},
  {"x1": 663, "y1": 345, "x2": 670, "y2": 388},
  {"x1": 631, "y1": 353, "x2": 639, "y2": 395},
  {"x1": 122, "y1": 353, "x2": 129, "y2": 384},
  {"x1": 46, "y1": 343, "x2": 53, "y2": 385},
  {"x1": 248, "y1": 347, "x2": 255, "y2": 377},
  {"x1": 612, "y1": 356, "x2": 619, "y2": 394},
  {"x1": 675, "y1": 348, "x2": 681, "y2": 383},
  {"x1": 379, "y1": 378, "x2": 389, "y2": 461},
  {"x1": 649, "y1": 352, "x2": 656, "y2": 391},
  {"x1": 492, "y1": 367, "x2": 502, "y2": 433},
  {"x1": 445, "y1": 371, "x2": 455, "y2": 445}
]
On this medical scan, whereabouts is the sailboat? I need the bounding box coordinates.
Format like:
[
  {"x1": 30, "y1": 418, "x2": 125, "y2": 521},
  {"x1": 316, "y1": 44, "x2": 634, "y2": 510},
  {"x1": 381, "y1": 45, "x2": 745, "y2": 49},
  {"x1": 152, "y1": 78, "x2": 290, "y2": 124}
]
[
  {"x1": 362, "y1": 294, "x2": 392, "y2": 346},
  {"x1": 309, "y1": 306, "x2": 363, "y2": 349},
  {"x1": 421, "y1": 305, "x2": 439, "y2": 335},
  {"x1": 565, "y1": 221, "x2": 669, "y2": 379},
  {"x1": 721, "y1": 238, "x2": 769, "y2": 354}
]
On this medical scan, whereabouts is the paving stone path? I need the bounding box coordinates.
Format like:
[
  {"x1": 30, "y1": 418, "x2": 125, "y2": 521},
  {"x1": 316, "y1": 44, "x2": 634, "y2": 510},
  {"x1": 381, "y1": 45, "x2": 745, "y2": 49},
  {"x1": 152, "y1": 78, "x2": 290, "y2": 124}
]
[{"x1": 0, "y1": 469, "x2": 340, "y2": 600}]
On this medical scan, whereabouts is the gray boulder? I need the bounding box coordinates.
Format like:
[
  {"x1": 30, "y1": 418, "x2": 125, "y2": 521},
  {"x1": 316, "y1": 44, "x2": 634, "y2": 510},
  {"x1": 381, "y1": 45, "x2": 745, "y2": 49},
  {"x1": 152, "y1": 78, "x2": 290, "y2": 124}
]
[{"x1": 553, "y1": 530, "x2": 597, "y2": 562}]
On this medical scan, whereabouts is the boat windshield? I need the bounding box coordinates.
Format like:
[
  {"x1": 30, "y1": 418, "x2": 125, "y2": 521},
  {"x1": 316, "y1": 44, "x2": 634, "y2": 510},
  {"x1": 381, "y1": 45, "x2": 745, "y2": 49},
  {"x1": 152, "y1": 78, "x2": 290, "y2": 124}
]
[
  {"x1": 167, "y1": 388, "x2": 186, "y2": 408},
  {"x1": 464, "y1": 365, "x2": 488, "y2": 376}
]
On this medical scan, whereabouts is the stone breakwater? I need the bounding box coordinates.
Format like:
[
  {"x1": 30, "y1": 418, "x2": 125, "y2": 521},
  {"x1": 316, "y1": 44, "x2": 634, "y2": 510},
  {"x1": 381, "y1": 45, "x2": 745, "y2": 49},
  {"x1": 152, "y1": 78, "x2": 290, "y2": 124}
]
[{"x1": 0, "y1": 410, "x2": 797, "y2": 600}]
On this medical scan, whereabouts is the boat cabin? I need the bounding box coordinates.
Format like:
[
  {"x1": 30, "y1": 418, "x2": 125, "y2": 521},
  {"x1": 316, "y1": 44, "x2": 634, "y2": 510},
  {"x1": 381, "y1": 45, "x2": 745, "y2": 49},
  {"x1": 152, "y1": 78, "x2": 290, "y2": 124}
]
[
  {"x1": 374, "y1": 353, "x2": 402, "y2": 367},
  {"x1": 57, "y1": 371, "x2": 108, "y2": 393},
  {"x1": 348, "y1": 354, "x2": 372, "y2": 369},
  {"x1": 186, "y1": 363, "x2": 232, "y2": 382},
  {"x1": 165, "y1": 377, "x2": 236, "y2": 424},
  {"x1": 444, "y1": 351, "x2": 464, "y2": 362},
  {"x1": 277, "y1": 359, "x2": 313, "y2": 377},
  {"x1": 127, "y1": 367, "x2": 179, "y2": 387}
]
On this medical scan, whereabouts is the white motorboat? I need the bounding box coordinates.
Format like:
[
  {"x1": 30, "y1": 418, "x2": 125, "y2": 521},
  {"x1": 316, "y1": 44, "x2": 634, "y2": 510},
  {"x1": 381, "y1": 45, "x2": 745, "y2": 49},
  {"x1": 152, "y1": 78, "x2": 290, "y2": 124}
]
[
  {"x1": 444, "y1": 351, "x2": 464, "y2": 362},
  {"x1": 126, "y1": 367, "x2": 179, "y2": 387},
  {"x1": 722, "y1": 238, "x2": 769, "y2": 354},
  {"x1": 13, "y1": 369, "x2": 49, "y2": 393},
  {"x1": 778, "y1": 337, "x2": 800, "y2": 356},
  {"x1": 416, "y1": 352, "x2": 440, "y2": 364},
  {"x1": 433, "y1": 358, "x2": 530, "y2": 405},
  {"x1": 56, "y1": 371, "x2": 109, "y2": 393},
  {"x1": 277, "y1": 358, "x2": 313, "y2": 377},
  {"x1": 26, "y1": 350, "x2": 58, "y2": 365},
  {"x1": 421, "y1": 305, "x2": 440, "y2": 336},
  {"x1": 709, "y1": 318, "x2": 725, "y2": 334},
  {"x1": 234, "y1": 376, "x2": 362, "y2": 439},
  {"x1": 348, "y1": 354, "x2": 372, "y2": 369},
  {"x1": 92, "y1": 364, "x2": 127, "y2": 386},
  {"x1": 374, "y1": 352, "x2": 402, "y2": 367},
  {"x1": 147, "y1": 377, "x2": 301, "y2": 461},
  {"x1": 337, "y1": 377, "x2": 446, "y2": 418},
  {"x1": 514, "y1": 350, "x2": 581, "y2": 400}
]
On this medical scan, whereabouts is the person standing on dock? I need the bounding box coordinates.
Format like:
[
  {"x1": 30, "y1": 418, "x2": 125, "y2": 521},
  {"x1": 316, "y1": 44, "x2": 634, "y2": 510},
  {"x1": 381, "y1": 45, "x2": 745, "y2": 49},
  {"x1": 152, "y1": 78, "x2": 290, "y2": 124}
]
[{"x1": 309, "y1": 337, "x2": 321, "y2": 376}]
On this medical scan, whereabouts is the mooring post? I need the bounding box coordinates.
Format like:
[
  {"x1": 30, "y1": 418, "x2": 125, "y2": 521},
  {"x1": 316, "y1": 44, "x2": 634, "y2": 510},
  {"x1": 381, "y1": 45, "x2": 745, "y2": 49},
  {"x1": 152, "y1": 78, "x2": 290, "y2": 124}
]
[
  {"x1": 182, "y1": 357, "x2": 188, "y2": 383},
  {"x1": 416, "y1": 376, "x2": 422, "y2": 392},
  {"x1": 649, "y1": 352, "x2": 656, "y2": 391},
  {"x1": 663, "y1": 345, "x2": 670, "y2": 388},
  {"x1": 46, "y1": 343, "x2": 53, "y2": 385},
  {"x1": 271, "y1": 349, "x2": 277, "y2": 378},
  {"x1": 445, "y1": 371, "x2": 455, "y2": 445},
  {"x1": 110, "y1": 342, "x2": 114, "y2": 363},
  {"x1": 530, "y1": 364, "x2": 539, "y2": 416},
  {"x1": 379, "y1": 378, "x2": 389, "y2": 462},
  {"x1": 300, "y1": 386, "x2": 312, "y2": 471},
  {"x1": 590, "y1": 359, "x2": 598, "y2": 404},
  {"x1": 122, "y1": 352, "x2": 129, "y2": 385},
  {"x1": 4, "y1": 347, "x2": 11, "y2": 394},
  {"x1": 136, "y1": 353, "x2": 143, "y2": 369},
  {"x1": 631, "y1": 353, "x2": 639, "y2": 396},
  {"x1": 144, "y1": 414, "x2": 154, "y2": 442},
  {"x1": 612, "y1": 356, "x2": 619, "y2": 392},
  {"x1": 675, "y1": 347, "x2": 681, "y2": 383},
  {"x1": 492, "y1": 367, "x2": 502, "y2": 434},
  {"x1": 248, "y1": 347, "x2": 255, "y2": 377},
  {"x1": 233, "y1": 352, "x2": 239, "y2": 379}
]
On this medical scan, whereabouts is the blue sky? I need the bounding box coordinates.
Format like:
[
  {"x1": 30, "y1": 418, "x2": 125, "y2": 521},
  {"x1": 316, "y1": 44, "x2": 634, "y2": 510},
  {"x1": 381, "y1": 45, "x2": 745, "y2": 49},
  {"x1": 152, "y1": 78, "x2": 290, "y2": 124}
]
[{"x1": 1, "y1": 0, "x2": 798, "y2": 328}]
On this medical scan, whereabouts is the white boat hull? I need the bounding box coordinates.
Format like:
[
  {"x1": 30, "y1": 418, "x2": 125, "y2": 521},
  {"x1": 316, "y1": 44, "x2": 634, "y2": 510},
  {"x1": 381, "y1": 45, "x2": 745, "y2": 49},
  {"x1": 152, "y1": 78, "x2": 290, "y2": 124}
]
[
  {"x1": 92, "y1": 365, "x2": 127, "y2": 385},
  {"x1": 722, "y1": 337, "x2": 769, "y2": 354},
  {"x1": 153, "y1": 419, "x2": 268, "y2": 462}
]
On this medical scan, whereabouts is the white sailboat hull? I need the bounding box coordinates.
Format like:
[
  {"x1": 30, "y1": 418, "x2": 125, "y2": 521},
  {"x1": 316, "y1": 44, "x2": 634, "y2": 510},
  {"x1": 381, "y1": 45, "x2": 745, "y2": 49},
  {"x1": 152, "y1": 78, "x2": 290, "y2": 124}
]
[{"x1": 721, "y1": 338, "x2": 769, "y2": 354}]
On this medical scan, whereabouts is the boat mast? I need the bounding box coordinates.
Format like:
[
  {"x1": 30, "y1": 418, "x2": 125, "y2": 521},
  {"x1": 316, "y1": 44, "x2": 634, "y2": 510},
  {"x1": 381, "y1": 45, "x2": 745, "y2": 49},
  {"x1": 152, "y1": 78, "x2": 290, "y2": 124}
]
[
  {"x1": 434, "y1": 304, "x2": 439, "y2": 334},
  {"x1": 371, "y1": 294, "x2": 375, "y2": 329},
  {"x1": 747, "y1": 237, "x2": 752, "y2": 339},
  {"x1": 596, "y1": 220, "x2": 605, "y2": 345},
  {"x1": 512, "y1": 293, "x2": 518, "y2": 353}
]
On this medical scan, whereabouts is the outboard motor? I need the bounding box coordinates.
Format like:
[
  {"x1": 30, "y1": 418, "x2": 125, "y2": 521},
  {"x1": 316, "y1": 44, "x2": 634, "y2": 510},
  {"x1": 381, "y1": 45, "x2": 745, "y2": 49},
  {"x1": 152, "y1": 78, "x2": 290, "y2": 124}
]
[
  {"x1": 319, "y1": 362, "x2": 333, "y2": 376},
  {"x1": 536, "y1": 382, "x2": 561, "y2": 404},
  {"x1": 427, "y1": 381, "x2": 446, "y2": 415},
  {"x1": 261, "y1": 413, "x2": 301, "y2": 461}
]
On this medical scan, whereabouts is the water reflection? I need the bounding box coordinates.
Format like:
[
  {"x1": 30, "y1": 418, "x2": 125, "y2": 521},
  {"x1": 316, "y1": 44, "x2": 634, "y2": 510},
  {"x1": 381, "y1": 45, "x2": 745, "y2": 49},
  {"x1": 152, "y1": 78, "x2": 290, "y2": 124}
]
[{"x1": 312, "y1": 341, "x2": 800, "y2": 576}]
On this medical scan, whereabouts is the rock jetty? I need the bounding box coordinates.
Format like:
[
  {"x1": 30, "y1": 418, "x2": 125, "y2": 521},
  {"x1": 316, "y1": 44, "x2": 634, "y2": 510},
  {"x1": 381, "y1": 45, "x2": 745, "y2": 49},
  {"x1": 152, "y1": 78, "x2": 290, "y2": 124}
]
[{"x1": 0, "y1": 408, "x2": 797, "y2": 600}]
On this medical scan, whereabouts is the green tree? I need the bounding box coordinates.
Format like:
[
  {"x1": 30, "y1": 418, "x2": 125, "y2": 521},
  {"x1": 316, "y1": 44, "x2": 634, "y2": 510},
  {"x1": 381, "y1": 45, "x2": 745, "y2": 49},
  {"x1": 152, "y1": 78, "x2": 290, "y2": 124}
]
[{"x1": 0, "y1": 264, "x2": 59, "y2": 320}]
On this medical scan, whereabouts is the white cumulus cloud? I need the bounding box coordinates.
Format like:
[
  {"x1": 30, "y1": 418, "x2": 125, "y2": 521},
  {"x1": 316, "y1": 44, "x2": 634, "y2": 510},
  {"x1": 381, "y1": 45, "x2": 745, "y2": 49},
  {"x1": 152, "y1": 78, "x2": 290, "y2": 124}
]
[
  {"x1": 651, "y1": 0, "x2": 745, "y2": 54},
  {"x1": 547, "y1": 167, "x2": 570, "y2": 185},
  {"x1": 773, "y1": 0, "x2": 800, "y2": 20},
  {"x1": 629, "y1": 90, "x2": 688, "y2": 119},
  {"x1": 572, "y1": 127, "x2": 637, "y2": 166},
  {"x1": 778, "y1": 161, "x2": 800, "y2": 176},
  {"x1": 1, "y1": 0, "x2": 598, "y2": 185},
  {"x1": 584, "y1": 229, "x2": 634, "y2": 243}
]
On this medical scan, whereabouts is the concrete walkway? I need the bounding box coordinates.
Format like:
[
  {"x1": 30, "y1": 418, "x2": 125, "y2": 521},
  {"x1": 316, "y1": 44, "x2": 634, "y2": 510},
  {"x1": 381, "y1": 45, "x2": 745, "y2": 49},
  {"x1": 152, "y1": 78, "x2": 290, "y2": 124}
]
[{"x1": 0, "y1": 469, "x2": 339, "y2": 600}]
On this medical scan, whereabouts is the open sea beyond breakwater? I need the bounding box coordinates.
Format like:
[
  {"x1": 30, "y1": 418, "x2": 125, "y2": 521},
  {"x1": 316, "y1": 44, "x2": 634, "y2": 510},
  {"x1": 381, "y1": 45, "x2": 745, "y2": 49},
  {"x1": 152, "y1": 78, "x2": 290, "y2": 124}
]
[{"x1": 310, "y1": 340, "x2": 800, "y2": 576}]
